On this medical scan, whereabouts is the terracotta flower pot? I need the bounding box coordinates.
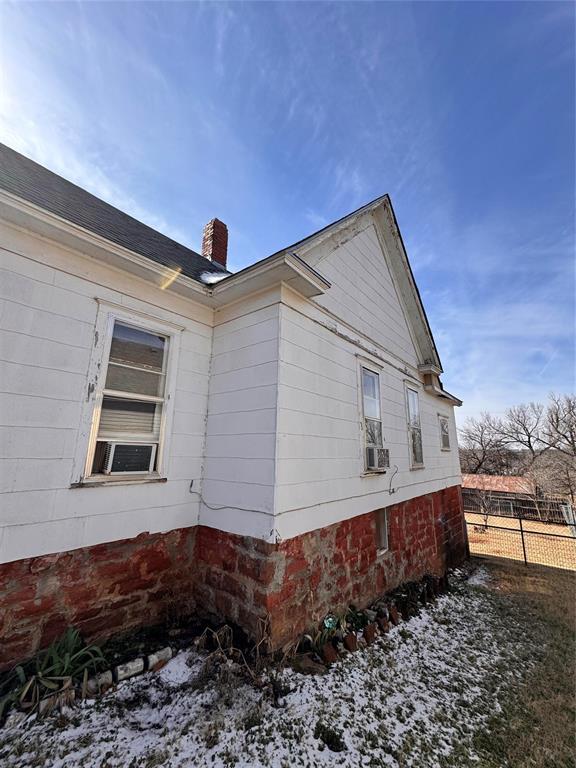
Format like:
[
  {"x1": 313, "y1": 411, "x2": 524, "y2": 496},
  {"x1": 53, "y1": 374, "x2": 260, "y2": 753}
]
[
  {"x1": 343, "y1": 633, "x2": 358, "y2": 652},
  {"x1": 363, "y1": 623, "x2": 377, "y2": 645},
  {"x1": 377, "y1": 616, "x2": 389, "y2": 633},
  {"x1": 321, "y1": 642, "x2": 339, "y2": 666}
]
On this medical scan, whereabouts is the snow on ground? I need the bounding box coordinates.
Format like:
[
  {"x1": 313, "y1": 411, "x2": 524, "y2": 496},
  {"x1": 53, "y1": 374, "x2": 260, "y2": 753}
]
[
  {"x1": 0, "y1": 576, "x2": 535, "y2": 768},
  {"x1": 466, "y1": 565, "x2": 491, "y2": 587}
]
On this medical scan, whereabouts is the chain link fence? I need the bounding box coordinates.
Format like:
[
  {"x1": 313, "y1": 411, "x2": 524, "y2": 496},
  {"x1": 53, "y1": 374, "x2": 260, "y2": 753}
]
[{"x1": 463, "y1": 489, "x2": 576, "y2": 571}]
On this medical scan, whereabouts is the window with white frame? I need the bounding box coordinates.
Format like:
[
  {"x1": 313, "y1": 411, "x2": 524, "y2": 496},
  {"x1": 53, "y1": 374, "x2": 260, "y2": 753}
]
[
  {"x1": 406, "y1": 386, "x2": 424, "y2": 467},
  {"x1": 361, "y1": 367, "x2": 387, "y2": 471},
  {"x1": 439, "y1": 415, "x2": 451, "y2": 450},
  {"x1": 88, "y1": 321, "x2": 170, "y2": 476},
  {"x1": 375, "y1": 508, "x2": 389, "y2": 553}
]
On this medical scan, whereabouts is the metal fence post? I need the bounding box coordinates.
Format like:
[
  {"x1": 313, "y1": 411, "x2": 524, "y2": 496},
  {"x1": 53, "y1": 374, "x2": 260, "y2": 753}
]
[{"x1": 518, "y1": 514, "x2": 528, "y2": 565}]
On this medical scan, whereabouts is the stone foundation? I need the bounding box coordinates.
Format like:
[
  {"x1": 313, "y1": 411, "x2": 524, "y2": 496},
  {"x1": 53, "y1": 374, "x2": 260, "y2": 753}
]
[
  {"x1": 195, "y1": 484, "x2": 467, "y2": 648},
  {"x1": 0, "y1": 528, "x2": 197, "y2": 671},
  {"x1": 0, "y1": 485, "x2": 466, "y2": 669}
]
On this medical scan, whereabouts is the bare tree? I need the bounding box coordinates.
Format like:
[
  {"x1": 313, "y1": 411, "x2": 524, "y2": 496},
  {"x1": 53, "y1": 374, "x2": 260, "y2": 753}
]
[
  {"x1": 460, "y1": 395, "x2": 576, "y2": 480},
  {"x1": 542, "y1": 394, "x2": 576, "y2": 457},
  {"x1": 459, "y1": 413, "x2": 512, "y2": 474},
  {"x1": 496, "y1": 402, "x2": 547, "y2": 466},
  {"x1": 527, "y1": 450, "x2": 576, "y2": 505},
  {"x1": 475, "y1": 486, "x2": 496, "y2": 531}
]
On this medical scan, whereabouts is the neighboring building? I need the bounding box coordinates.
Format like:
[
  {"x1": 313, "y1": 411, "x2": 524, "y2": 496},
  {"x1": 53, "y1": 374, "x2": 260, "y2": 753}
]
[
  {"x1": 461, "y1": 474, "x2": 535, "y2": 496},
  {"x1": 462, "y1": 473, "x2": 534, "y2": 517},
  {"x1": 0, "y1": 144, "x2": 466, "y2": 668},
  {"x1": 462, "y1": 473, "x2": 569, "y2": 523}
]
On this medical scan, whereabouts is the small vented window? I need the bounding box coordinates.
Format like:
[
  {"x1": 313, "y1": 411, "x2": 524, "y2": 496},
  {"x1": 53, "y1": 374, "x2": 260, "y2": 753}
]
[
  {"x1": 439, "y1": 415, "x2": 451, "y2": 450},
  {"x1": 375, "y1": 509, "x2": 389, "y2": 553}
]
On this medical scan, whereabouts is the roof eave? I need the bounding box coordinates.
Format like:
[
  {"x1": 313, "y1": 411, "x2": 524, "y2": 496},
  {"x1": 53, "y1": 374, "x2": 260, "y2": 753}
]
[
  {"x1": 372, "y1": 199, "x2": 443, "y2": 372},
  {"x1": 0, "y1": 190, "x2": 214, "y2": 305},
  {"x1": 211, "y1": 251, "x2": 331, "y2": 306},
  {"x1": 423, "y1": 382, "x2": 463, "y2": 407}
]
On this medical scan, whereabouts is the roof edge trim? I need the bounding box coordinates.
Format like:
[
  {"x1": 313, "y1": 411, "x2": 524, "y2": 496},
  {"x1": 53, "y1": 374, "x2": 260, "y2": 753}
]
[{"x1": 0, "y1": 189, "x2": 212, "y2": 301}]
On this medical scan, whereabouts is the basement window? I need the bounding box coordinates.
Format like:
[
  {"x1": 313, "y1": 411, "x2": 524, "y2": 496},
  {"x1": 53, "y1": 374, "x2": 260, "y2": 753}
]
[
  {"x1": 87, "y1": 320, "x2": 171, "y2": 478},
  {"x1": 375, "y1": 509, "x2": 389, "y2": 554}
]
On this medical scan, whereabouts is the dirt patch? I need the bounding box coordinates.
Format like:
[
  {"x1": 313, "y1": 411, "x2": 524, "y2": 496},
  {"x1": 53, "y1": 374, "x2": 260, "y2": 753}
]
[{"x1": 466, "y1": 512, "x2": 576, "y2": 570}]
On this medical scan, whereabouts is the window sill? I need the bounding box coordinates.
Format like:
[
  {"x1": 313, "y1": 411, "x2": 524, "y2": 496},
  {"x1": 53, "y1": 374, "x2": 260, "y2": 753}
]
[
  {"x1": 361, "y1": 470, "x2": 387, "y2": 477},
  {"x1": 410, "y1": 464, "x2": 426, "y2": 471},
  {"x1": 71, "y1": 475, "x2": 168, "y2": 488},
  {"x1": 441, "y1": 448, "x2": 451, "y2": 452}
]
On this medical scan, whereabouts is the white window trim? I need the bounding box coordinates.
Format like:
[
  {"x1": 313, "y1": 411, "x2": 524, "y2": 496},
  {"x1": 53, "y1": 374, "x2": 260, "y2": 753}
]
[
  {"x1": 376, "y1": 508, "x2": 389, "y2": 556},
  {"x1": 359, "y1": 361, "x2": 385, "y2": 475},
  {"x1": 438, "y1": 414, "x2": 451, "y2": 451},
  {"x1": 405, "y1": 384, "x2": 424, "y2": 469},
  {"x1": 71, "y1": 302, "x2": 182, "y2": 486}
]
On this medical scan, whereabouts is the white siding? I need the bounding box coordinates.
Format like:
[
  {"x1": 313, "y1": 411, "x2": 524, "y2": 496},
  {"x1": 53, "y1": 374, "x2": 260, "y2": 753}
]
[
  {"x1": 200, "y1": 290, "x2": 280, "y2": 540},
  {"x1": 274, "y1": 267, "x2": 461, "y2": 539},
  {"x1": 1, "y1": 206, "x2": 461, "y2": 559},
  {"x1": 0, "y1": 223, "x2": 212, "y2": 563},
  {"x1": 308, "y1": 223, "x2": 420, "y2": 368}
]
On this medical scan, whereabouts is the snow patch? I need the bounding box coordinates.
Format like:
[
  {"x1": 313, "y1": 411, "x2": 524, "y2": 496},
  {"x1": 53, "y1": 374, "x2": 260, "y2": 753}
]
[
  {"x1": 0, "y1": 580, "x2": 536, "y2": 768},
  {"x1": 468, "y1": 566, "x2": 491, "y2": 587}
]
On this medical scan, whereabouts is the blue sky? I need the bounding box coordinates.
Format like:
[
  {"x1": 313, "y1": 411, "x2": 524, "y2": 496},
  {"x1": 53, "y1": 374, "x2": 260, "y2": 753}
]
[{"x1": 0, "y1": 1, "x2": 573, "y2": 423}]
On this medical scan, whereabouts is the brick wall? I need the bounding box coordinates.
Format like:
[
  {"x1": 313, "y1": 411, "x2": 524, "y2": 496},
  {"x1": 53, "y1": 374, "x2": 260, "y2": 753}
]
[
  {"x1": 0, "y1": 484, "x2": 466, "y2": 669},
  {"x1": 195, "y1": 484, "x2": 467, "y2": 648},
  {"x1": 0, "y1": 528, "x2": 197, "y2": 670}
]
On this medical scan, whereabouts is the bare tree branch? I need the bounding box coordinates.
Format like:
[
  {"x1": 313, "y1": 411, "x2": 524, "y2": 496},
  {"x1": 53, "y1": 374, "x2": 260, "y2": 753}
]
[
  {"x1": 459, "y1": 413, "x2": 512, "y2": 474},
  {"x1": 542, "y1": 394, "x2": 576, "y2": 457},
  {"x1": 496, "y1": 402, "x2": 547, "y2": 463}
]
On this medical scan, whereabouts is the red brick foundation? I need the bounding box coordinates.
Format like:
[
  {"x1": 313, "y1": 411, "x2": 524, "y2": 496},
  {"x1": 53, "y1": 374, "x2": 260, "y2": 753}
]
[
  {"x1": 0, "y1": 485, "x2": 466, "y2": 669},
  {"x1": 0, "y1": 528, "x2": 197, "y2": 671},
  {"x1": 195, "y1": 484, "x2": 467, "y2": 648}
]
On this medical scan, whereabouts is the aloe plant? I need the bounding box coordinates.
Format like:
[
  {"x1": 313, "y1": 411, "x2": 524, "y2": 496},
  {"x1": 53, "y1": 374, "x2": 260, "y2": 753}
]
[
  {"x1": 0, "y1": 627, "x2": 106, "y2": 720},
  {"x1": 303, "y1": 626, "x2": 337, "y2": 656}
]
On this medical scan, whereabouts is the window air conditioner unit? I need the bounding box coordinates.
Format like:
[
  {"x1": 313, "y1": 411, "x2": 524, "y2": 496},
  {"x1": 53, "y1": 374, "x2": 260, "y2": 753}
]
[
  {"x1": 103, "y1": 442, "x2": 157, "y2": 475},
  {"x1": 366, "y1": 447, "x2": 389, "y2": 472}
]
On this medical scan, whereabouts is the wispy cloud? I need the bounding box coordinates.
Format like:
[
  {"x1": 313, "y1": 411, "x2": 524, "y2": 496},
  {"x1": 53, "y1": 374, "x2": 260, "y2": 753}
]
[
  {"x1": 0, "y1": 0, "x2": 571, "y2": 424},
  {"x1": 0, "y1": 5, "x2": 194, "y2": 247}
]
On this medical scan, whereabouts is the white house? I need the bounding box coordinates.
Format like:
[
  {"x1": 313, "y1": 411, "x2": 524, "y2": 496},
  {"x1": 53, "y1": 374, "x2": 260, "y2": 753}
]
[{"x1": 0, "y1": 144, "x2": 466, "y2": 665}]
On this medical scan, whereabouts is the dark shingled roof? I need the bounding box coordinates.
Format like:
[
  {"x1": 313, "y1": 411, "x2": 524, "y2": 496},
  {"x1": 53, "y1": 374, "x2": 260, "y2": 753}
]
[{"x1": 0, "y1": 143, "x2": 228, "y2": 283}]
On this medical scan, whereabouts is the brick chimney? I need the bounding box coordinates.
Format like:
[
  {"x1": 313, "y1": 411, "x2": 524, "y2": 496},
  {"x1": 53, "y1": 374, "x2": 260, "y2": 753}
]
[{"x1": 202, "y1": 218, "x2": 228, "y2": 269}]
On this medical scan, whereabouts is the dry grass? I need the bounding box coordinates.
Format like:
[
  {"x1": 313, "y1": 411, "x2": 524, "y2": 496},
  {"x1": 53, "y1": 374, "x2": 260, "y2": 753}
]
[
  {"x1": 470, "y1": 557, "x2": 576, "y2": 768},
  {"x1": 466, "y1": 512, "x2": 576, "y2": 570}
]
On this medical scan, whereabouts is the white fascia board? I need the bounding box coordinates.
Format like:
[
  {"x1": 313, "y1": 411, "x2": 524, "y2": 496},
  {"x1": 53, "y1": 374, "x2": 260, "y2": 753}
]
[
  {"x1": 423, "y1": 382, "x2": 463, "y2": 407},
  {"x1": 372, "y1": 202, "x2": 443, "y2": 372},
  {"x1": 0, "y1": 191, "x2": 330, "y2": 310},
  {"x1": 0, "y1": 190, "x2": 214, "y2": 305},
  {"x1": 211, "y1": 251, "x2": 331, "y2": 307}
]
